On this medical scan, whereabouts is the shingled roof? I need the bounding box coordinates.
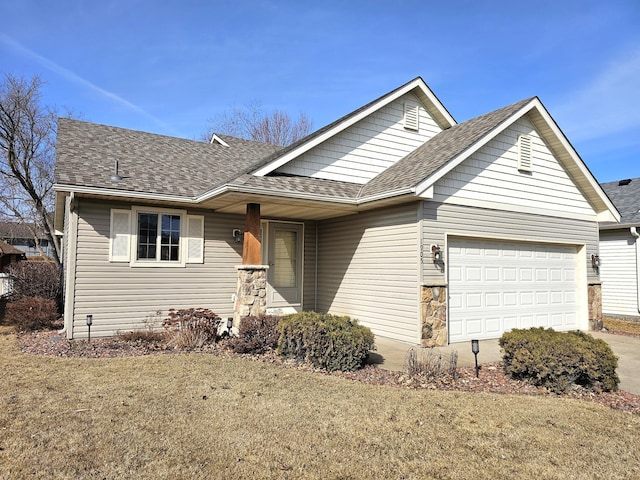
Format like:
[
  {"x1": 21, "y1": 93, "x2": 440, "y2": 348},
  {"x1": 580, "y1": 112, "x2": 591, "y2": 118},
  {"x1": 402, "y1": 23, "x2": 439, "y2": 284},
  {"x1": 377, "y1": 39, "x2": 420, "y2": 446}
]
[
  {"x1": 359, "y1": 97, "x2": 535, "y2": 198},
  {"x1": 55, "y1": 119, "x2": 280, "y2": 198},
  {"x1": 600, "y1": 178, "x2": 640, "y2": 226},
  {"x1": 55, "y1": 94, "x2": 539, "y2": 206}
]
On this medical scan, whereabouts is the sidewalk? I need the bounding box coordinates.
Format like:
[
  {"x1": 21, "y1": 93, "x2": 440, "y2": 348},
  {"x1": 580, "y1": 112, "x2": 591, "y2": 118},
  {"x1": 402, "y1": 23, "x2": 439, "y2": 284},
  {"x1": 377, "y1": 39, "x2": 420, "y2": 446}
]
[{"x1": 370, "y1": 331, "x2": 640, "y2": 395}]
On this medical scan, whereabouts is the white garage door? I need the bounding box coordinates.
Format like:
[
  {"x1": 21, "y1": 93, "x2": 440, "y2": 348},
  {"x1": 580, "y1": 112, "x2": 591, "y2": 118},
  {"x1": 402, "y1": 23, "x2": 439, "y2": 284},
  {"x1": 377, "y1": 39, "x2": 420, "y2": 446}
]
[{"x1": 448, "y1": 237, "x2": 579, "y2": 343}]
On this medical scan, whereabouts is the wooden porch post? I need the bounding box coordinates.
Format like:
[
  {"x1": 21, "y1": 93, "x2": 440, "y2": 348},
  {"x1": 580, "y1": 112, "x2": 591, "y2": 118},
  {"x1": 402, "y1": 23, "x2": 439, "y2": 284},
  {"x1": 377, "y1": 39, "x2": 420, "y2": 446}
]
[{"x1": 242, "y1": 203, "x2": 262, "y2": 265}]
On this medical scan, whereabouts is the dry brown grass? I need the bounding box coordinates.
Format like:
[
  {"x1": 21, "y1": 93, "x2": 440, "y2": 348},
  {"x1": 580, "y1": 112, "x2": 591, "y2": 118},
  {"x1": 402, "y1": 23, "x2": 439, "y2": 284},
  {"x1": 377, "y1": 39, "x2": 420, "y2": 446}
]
[
  {"x1": 604, "y1": 316, "x2": 640, "y2": 336},
  {"x1": 1, "y1": 326, "x2": 639, "y2": 479}
]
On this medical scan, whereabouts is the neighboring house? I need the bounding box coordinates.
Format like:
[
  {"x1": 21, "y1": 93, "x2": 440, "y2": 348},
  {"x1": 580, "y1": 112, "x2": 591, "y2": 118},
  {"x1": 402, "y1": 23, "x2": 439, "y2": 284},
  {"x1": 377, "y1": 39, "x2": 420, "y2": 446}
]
[
  {"x1": 54, "y1": 77, "x2": 619, "y2": 343},
  {"x1": 0, "y1": 240, "x2": 26, "y2": 297},
  {"x1": 599, "y1": 178, "x2": 640, "y2": 318},
  {"x1": 0, "y1": 221, "x2": 53, "y2": 258}
]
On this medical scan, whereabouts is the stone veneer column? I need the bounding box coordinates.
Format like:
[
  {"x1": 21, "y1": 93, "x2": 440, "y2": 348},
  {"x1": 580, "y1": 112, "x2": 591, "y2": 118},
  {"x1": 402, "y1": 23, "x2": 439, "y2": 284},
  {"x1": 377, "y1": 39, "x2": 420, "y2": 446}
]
[
  {"x1": 588, "y1": 282, "x2": 603, "y2": 330},
  {"x1": 234, "y1": 265, "x2": 269, "y2": 327},
  {"x1": 421, "y1": 284, "x2": 447, "y2": 346}
]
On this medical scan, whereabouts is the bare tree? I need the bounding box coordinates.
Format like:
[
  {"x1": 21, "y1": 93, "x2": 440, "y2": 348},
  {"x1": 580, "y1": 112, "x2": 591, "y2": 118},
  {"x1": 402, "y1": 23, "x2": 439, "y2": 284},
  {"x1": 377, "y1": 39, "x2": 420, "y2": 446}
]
[
  {"x1": 202, "y1": 103, "x2": 313, "y2": 147},
  {"x1": 0, "y1": 74, "x2": 61, "y2": 265}
]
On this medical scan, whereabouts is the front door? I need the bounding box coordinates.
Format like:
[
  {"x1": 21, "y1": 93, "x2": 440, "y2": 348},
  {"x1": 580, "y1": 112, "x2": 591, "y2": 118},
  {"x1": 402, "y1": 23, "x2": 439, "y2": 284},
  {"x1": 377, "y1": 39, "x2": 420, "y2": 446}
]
[{"x1": 266, "y1": 222, "x2": 303, "y2": 309}]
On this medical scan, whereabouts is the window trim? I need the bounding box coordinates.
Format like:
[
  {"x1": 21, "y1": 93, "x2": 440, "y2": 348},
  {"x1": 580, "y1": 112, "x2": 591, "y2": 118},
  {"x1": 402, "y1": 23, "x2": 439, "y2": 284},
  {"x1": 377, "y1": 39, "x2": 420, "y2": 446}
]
[{"x1": 131, "y1": 206, "x2": 187, "y2": 267}]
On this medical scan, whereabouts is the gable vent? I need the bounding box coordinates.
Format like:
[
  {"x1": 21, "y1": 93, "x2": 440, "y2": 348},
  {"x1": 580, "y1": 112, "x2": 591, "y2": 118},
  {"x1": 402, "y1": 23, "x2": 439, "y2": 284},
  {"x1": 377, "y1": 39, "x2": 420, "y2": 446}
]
[
  {"x1": 517, "y1": 134, "x2": 532, "y2": 172},
  {"x1": 404, "y1": 103, "x2": 419, "y2": 131}
]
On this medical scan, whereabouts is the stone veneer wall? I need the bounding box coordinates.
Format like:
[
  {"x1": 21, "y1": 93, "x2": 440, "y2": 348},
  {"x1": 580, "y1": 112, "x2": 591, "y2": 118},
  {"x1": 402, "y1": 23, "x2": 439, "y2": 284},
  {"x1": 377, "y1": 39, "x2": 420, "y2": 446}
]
[
  {"x1": 421, "y1": 285, "x2": 447, "y2": 346},
  {"x1": 234, "y1": 265, "x2": 268, "y2": 327},
  {"x1": 588, "y1": 282, "x2": 603, "y2": 330}
]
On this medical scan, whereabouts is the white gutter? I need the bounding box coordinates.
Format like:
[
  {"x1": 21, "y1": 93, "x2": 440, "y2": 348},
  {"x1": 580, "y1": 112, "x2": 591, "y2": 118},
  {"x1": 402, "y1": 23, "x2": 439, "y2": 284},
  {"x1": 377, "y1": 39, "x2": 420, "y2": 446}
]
[{"x1": 631, "y1": 227, "x2": 640, "y2": 313}]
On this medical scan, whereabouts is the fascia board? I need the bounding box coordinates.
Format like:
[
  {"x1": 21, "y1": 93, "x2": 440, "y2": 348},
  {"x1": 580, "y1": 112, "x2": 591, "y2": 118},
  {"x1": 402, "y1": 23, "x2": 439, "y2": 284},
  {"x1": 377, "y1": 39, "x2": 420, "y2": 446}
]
[
  {"x1": 414, "y1": 100, "x2": 537, "y2": 196},
  {"x1": 252, "y1": 78, "x2": 456, "y2": 177},
  {"x1": 53, "y1": 183, "x2": 198, "y2": 204}
]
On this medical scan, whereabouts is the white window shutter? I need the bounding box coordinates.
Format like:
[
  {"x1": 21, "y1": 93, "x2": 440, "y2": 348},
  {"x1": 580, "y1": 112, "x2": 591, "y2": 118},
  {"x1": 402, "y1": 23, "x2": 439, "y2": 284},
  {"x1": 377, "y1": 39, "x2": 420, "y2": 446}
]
[
  {"x1": 404, "y1": 103, "x2": 419, "y2": 131},
  {"x1": 186, "y1": 215, "x2": 204, "y2": 264},
  {"x1": 110, "y1": 209, "x2": 131, "y2": 262},
  {"x1": 518, "y1": 134, "x2": 532, "y2": 172}
]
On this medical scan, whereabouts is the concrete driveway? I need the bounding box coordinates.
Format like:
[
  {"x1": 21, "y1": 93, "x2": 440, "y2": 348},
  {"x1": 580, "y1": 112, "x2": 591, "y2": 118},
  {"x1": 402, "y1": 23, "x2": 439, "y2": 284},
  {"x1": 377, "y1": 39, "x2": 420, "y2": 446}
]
[{"x1": 371, "y1": 331, "x2": 640, "y2": 395}]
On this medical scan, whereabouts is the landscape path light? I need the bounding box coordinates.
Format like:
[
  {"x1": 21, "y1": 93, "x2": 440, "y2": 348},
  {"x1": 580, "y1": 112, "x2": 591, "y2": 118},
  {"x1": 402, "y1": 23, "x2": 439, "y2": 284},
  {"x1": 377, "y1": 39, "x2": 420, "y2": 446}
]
[
  {"x1": 471, "y1": 339, "x2": 480, "y2": 378},
  {"x1": 86, "y1": 314, "x2": 93, "y2": 343}
]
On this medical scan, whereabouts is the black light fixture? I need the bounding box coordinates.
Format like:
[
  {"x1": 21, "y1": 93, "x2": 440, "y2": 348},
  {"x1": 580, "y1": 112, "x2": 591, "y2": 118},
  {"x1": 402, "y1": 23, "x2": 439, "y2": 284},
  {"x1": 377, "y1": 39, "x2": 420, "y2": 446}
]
[
  {"x1": 232, "y1": 229, "x2": 243, "y2": 243},
  {"x1": 227, "y1": 317, "x2": 233, "y2": 335},
  {"x1": 591, "y1": 254, "x2": 600, "y2": 270},
  {"x1": 431, "y1": 245, "x2": 443, "y2": 263},
  {"x1": 471, "y1": 339, "x2": 480, "y2": 377},
  {"x1": 86, "y1": 314, "x2": 93, "y2": 343}
]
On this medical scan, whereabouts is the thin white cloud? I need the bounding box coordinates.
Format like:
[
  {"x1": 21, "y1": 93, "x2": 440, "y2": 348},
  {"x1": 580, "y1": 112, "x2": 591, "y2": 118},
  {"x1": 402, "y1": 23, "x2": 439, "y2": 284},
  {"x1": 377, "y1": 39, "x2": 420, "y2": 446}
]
[
  {"x1": 553, "y1": 45, "x2": 640, "y2": 143},
  {"x1": 0, "y1": 33, "x2": 177, "y2": 133}
]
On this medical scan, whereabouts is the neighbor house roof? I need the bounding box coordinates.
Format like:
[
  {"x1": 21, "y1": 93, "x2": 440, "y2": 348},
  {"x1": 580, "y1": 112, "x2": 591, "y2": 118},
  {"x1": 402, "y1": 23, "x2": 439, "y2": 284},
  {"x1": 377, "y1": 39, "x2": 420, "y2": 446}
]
[
  {"x1": 600, "y1": 178, "x2": 640, "y2": 227},
  {"x1": 0, "y1": 240, "x2": 26, "y2": 257},
  {"x1": 0, "y1": 221, "x2": 49, "y2": 240}
]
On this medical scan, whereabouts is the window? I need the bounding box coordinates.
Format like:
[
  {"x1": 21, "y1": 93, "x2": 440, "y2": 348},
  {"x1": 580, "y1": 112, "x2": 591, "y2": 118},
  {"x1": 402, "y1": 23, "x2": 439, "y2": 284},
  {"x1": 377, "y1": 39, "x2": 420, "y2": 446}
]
[
  {"x1": 110, "y1": 207, "x2": 204, "y2": 266},
  {"x1": 136, "y1": 212, "x2": 181, "y2": 262}
]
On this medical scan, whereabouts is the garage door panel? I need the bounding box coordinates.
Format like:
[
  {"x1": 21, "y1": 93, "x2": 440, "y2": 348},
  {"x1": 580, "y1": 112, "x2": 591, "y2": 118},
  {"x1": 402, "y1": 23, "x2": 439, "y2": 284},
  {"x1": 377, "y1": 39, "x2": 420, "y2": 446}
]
[{"x1": 448, "y1": 238, "x2": 579, "y2": 343}]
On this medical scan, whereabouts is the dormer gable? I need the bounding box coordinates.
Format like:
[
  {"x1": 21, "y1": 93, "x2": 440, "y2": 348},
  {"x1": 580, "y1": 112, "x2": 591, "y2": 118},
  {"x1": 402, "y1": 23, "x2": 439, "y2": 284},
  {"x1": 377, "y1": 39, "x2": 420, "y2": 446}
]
[{"x1": 251, "y1": 77, "x2": 456, "y2": 182}]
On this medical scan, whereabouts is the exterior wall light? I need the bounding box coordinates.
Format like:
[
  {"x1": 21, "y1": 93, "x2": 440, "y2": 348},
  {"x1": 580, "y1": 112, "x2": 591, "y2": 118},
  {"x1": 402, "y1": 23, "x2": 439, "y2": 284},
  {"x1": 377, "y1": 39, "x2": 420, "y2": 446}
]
[
  {"x1": 232, "y1": 229, "x2": 243, "y2": 243},
  {"x1": 471, "y1": 339, "x2": 480, "y2": 377},
  {"x1": 86, "y1": 314, "x2": 93, "y2": 343},
  {"x1": 591, "y1": 254, "x2": 600, "y2": 270},
  {"x1": 431, "y1": 245, "x2": 443, "y2": 263}
]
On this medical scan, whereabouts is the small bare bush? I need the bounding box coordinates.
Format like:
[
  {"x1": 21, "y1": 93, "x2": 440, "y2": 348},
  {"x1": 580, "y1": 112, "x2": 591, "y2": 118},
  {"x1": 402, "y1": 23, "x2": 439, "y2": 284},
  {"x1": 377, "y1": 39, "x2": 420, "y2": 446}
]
[
  {"x1": 162, "y1": 308, "x2": 221, "y2": 349},
  {"x1": 5, "y1": 296, "x2": 58, "y2": 331},
  {"x1": 6, "y1": 261, "x2": 60, "y2": 301},
  {"x1": 404, "y1": 348, "x2": 458, "y2": 381},
  {"x1": 229, "y1": 315, "x2": 280, "y2": 354}
]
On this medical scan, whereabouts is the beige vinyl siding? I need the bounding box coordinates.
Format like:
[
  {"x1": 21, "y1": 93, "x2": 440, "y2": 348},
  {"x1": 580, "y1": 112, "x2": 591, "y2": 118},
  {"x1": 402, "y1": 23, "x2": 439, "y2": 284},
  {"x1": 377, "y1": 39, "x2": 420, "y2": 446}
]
[
  {"x1": 433, "y1": 116, "x2": 596, "y2": 220},
  {"x1": 71, "y1": 199, "x2": 243, "y2": 338},
  {"x1": 303, "y1": 220, "x2": 317, "y2": 310},
  {"x1": 277, "y1": 93, "x2": 443, "y2": 184},
  {"x1": 317, "y1": 203, "x2": 420, "y2": 344},
  {"x1": 421, "y1": 202, "x2": 599, "y2": 285},
  {"x1": 600, "y1": 230, "x2": 639, "y2": 316}
]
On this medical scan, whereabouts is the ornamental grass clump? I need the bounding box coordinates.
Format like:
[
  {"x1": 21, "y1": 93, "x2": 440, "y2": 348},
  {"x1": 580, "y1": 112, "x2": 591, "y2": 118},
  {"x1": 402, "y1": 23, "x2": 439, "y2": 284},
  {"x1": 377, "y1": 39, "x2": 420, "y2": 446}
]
[
  {"x1": 162, "y1": 308, "x2": 221, "y2": 348},
  {"x1": 499, "y1": 327, "x2": 619, "y2": 394},
  {"x1": 276, "y1": 311, "x2": 374, "y2": 372}
]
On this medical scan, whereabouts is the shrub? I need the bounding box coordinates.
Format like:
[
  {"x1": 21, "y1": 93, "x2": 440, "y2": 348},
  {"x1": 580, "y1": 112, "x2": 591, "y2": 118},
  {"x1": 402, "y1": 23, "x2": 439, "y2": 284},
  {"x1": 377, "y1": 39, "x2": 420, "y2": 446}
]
[
  {"x1": 276, "y1": 311, "x2": 375, "y2": 372},
  {"x1": 499, "y1": 328, "x2": 619, "y2": 393},
  {"x1": 4, "y1": 296, "x2": 58, "y2": 332},
  {"x1": 162, "y1": 308, "x2": 221, "y2": 348},
  {"x1": 229, "y1": 315, "x2": 280, "y2": 354},
  {"x1": 6, "y1": 261, "x2": 61, "y2": 302}
]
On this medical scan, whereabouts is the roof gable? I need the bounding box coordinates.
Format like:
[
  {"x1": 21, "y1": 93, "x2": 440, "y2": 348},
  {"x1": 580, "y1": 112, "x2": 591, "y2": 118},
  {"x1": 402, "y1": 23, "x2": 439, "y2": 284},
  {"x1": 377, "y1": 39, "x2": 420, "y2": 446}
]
[{"x1": 250, "y1": 77, "x2": 456, "y2": 177}]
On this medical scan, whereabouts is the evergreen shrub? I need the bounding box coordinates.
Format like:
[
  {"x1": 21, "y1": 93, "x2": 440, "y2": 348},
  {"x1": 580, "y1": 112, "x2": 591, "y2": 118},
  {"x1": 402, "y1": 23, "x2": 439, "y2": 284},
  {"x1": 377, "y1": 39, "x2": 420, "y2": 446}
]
[
  {"x1": 276, "y1": 311, "x2": 374, "y2": 372},
  {"x1": 499, "y1": 327, "x2": 619, "y2": 393}
]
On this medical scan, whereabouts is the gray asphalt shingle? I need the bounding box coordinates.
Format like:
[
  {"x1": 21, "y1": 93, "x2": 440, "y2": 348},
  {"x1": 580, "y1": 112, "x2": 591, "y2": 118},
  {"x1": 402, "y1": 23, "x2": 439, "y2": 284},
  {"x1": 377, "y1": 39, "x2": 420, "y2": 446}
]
[{"x1": 600, "y1": 178, "x2": 640, "y2": 225}]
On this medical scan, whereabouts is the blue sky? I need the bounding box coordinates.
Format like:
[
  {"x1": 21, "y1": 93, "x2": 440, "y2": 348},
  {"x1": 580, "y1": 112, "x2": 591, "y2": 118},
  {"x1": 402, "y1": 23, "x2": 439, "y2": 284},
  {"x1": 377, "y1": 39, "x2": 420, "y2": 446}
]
[{"x1": 1, "y1": 0, "x2": 638, "y2": 183}]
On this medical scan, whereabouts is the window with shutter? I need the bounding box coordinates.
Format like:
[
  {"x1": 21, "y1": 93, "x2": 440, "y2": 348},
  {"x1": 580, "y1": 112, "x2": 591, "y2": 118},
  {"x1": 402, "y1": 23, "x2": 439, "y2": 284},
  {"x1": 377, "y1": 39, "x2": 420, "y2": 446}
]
[{"x1": 109, "y1": 207, "x2": 204, "y2": 266}]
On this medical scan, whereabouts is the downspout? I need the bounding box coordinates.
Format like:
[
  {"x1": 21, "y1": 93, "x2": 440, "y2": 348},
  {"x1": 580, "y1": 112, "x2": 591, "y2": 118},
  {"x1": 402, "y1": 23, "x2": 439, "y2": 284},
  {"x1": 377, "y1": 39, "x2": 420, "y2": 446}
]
[
  {"x1": 631, "y1": 227, "x2": 640, "y2": 313},
  {"x1": 314, "y1": 221, "x2": 318, "y2": 312}
]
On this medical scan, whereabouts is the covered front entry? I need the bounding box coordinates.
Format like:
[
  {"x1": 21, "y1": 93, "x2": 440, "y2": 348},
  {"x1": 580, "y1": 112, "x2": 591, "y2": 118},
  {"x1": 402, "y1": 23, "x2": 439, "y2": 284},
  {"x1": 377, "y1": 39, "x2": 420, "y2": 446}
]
[
  {"x1": 264, "y1": 221, "x2": 304, "y2": 313},
  {"x1": 447, "y1": 237, "x2": 580, "y2": 343}
]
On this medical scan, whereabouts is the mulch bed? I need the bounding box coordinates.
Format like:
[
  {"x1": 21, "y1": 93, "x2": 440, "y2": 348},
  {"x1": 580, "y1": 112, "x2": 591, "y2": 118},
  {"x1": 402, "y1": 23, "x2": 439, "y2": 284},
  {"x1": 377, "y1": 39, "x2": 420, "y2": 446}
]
[{"x1": 15, "y1": 328, "x2": 640, "y2": 416}]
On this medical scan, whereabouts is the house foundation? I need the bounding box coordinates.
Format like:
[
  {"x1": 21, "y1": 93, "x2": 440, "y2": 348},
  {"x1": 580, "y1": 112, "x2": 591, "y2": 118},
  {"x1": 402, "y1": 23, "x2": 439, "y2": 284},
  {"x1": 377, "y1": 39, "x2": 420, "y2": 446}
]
[
  {"x1": 588, "y1": 282, "x2": 603, "y2": 330},
  {"x1": 233, "y1": 265, "x2": 268, "y2": 327},
  {"x1": 421, "y1": 284, "x2": 447, "y2": 346}
]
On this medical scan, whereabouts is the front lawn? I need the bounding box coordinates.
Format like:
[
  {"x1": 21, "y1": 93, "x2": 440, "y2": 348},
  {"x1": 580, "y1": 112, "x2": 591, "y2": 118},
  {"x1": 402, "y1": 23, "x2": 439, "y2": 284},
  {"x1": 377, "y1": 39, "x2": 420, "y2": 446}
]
[{"x1": 1, "y1": 327, "x2": 639, "y2": 479}]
